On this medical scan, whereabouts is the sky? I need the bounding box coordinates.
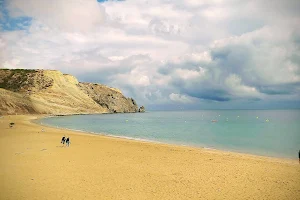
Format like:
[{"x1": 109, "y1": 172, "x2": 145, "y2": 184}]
[{"x1": 0, "y1": 0, "x2": 300, "y2": 110}]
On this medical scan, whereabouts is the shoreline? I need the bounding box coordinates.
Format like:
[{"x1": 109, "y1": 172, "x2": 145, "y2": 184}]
[
  {"x1": 35, "y1": 114, "x2": 296, "y2": 162},
  {"x1": 1, "y1": 115, "x2": 300, "y2": 199}
]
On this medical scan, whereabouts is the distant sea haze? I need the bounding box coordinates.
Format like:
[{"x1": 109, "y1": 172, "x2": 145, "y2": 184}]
[{"x1": 39, "y1": 110, "x2": 300, "y2": 159}]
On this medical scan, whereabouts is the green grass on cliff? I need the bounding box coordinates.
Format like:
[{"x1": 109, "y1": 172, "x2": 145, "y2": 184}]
[{"x1": 0, "y1": 69, "x2": 37, "y2": 91}]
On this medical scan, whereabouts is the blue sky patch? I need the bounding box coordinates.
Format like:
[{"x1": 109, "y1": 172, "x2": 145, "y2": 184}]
[{"x1": 0, "y1": 0, "x2": 32, "y2": 31}]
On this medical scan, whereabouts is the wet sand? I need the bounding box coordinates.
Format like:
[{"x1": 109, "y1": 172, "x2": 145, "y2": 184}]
[{"x1": 0, "y1": 115, "x2": 299, "y2": 200}]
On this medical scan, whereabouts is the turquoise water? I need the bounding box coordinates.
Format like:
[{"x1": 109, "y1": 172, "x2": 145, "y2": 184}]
[{"x1": 39, "y1": 110, "x2": 300, "y2": 159}]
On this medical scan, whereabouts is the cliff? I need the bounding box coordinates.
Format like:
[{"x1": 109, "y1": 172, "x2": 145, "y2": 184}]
[
  {"x1": 78, "y1": 83, "x2": 138, "y2": 113},
  {"x1": 0, "y1": 69, "x2": 142, "y2": 115}
]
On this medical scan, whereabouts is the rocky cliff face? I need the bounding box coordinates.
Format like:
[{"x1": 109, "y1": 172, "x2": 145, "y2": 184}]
[
  {"x1": 78, "y1": 83, "x2": 138, "y2": 113},
  {"x1": 0, "y1": 69, "x2": 142, "y2": 115}
]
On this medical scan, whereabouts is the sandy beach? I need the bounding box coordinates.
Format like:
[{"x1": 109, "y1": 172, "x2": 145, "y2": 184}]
[{"x1": 0, "y1": 115, "x2": 299, "y2": 200}]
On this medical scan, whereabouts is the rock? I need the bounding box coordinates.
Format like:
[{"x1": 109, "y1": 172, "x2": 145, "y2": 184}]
[
  {"x1": 78, "y1": 83, "x2": 138, "y2": 113},
  {"x1": 138, "y1": 106, "x2": 145, "y2": 113}
]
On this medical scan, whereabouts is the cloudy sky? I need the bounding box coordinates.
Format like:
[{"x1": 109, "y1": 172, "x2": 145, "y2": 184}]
[{"x1": 0, "y1": 0, "x2": 300, "y2": 110}]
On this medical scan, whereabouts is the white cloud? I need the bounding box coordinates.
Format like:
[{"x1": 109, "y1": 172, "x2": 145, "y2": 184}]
[
  {"x1": 211, "y1": 25, "x2": 300, "y2": 86},
  {"x1": 224, "y1": 74, "x2": 261, "y2": 98},
  {"x1": 7, "y1": 0, "x2": 106, "y2": 32},
  {"x1": 3, "y1": 58, "x2": 20, "y2": 69},
  {"x1": 175, "y1": 67, "x2": 205, "y2": 80},
  {"x1": 149, "y1": 19, "x2": 181, "y2": 36},
  {"x1": 108, "y1": 56, "x2": 127, "y2": 61}
]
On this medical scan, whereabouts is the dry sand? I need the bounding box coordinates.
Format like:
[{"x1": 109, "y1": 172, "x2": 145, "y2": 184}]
[{"x1": 0, "y1": 115, "x2": 299, "y2": 200}]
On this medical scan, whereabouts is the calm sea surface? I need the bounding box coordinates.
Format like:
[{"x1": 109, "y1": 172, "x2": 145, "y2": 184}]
[{"x1": 39, "y1": 110, "x2": 300, "y2": 159}]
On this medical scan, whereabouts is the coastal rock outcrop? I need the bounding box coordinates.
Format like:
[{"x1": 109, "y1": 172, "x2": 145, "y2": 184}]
[
  {"x1": 0, "y1": 69, "x2": 141, "y2": 115},
  {"x1": 138, "y1": 106, "x2": 145, "y2": 112},
  {"x1": 78, "y1": 82, "x2": 138, "y2": 113}
]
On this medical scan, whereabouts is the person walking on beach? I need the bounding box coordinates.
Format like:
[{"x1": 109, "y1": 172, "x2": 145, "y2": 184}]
[
  {"x1": 299, "y1": 150, "x2": 300, "y2": 164},
  {"x1": 61, "y1": 136, "x2": 66, "y2": 146},
  {"x1": 66, "y1": 137, "x2": 70, "y2": 147}
]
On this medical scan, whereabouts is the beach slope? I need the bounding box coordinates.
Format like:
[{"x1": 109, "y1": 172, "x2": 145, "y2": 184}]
[{"x1": 0, "y1": 115, "x2": 299, "y2": 200}]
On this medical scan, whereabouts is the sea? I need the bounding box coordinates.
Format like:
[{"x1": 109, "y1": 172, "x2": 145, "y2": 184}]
[{"x1": 38, "y1": 110, "x2": 300, "y2": 159}]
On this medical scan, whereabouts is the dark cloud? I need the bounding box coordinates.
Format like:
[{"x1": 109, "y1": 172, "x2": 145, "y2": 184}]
[
  {"x1": 185, "y1": 88, "x2": 231, "y2": 102},
  {"x1": 257, "y1": 83, "x2": 300, "y2": 95},
  {"x1": 154, "y1": 25, "x2": 300, "y2": 105}
]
